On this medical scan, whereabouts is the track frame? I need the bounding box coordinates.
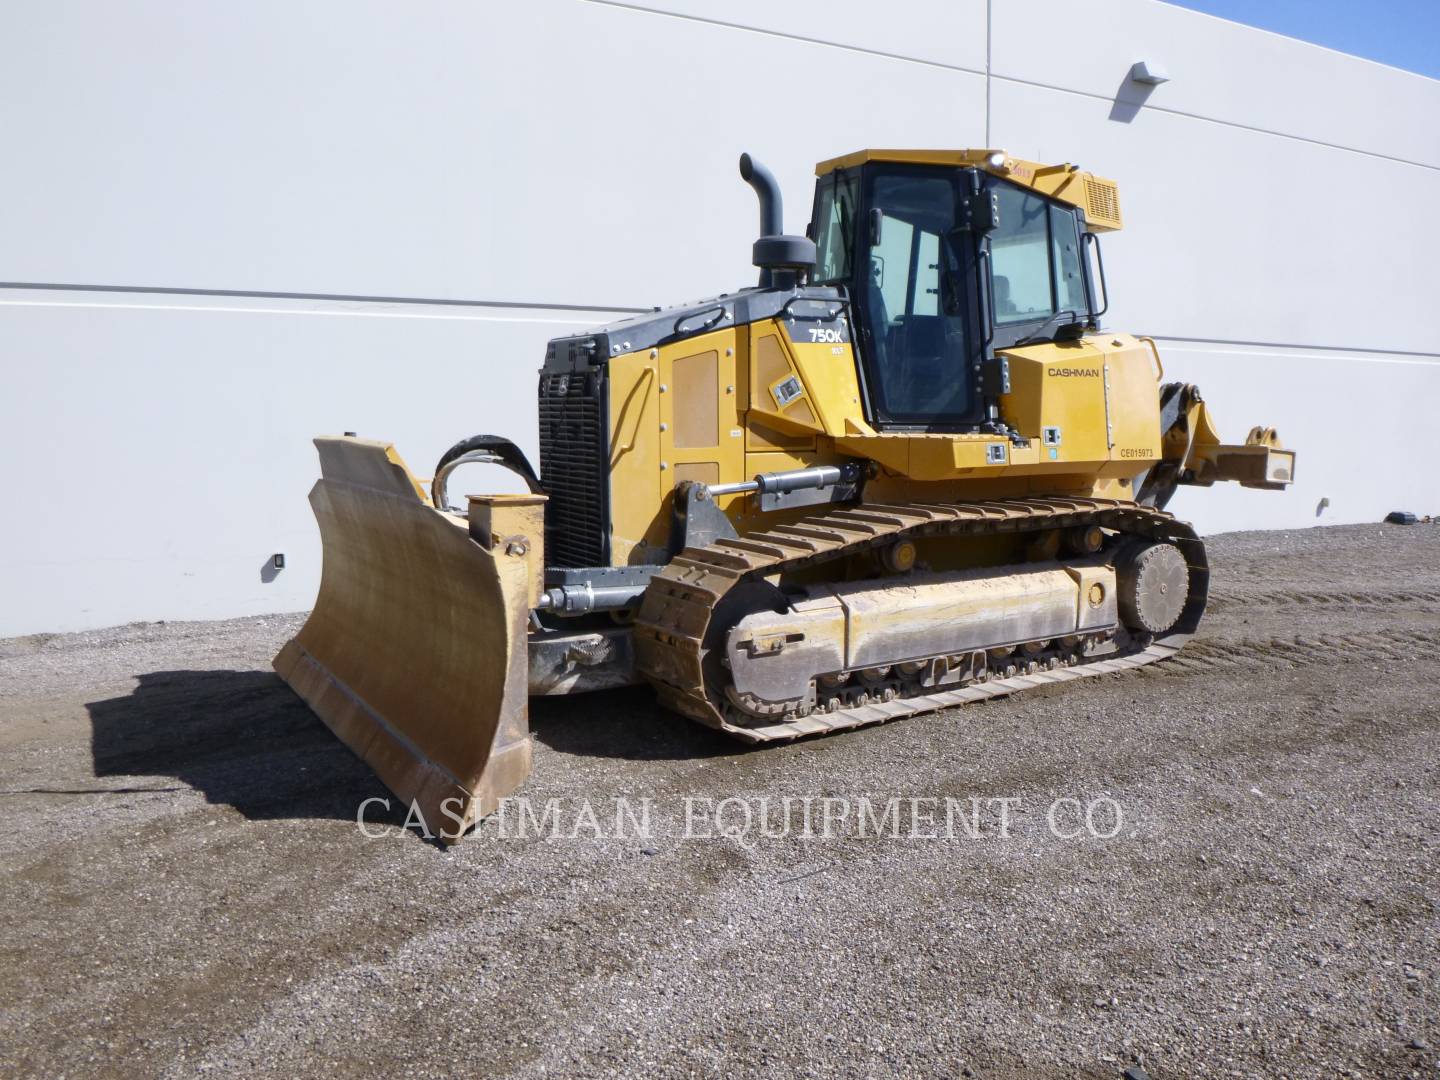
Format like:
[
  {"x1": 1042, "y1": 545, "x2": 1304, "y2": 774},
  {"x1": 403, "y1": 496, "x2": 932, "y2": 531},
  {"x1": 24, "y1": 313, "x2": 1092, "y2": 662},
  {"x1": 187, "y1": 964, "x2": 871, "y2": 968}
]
[{"x1": 634, "y1": 497, "x2": 1207, "y2": 743}]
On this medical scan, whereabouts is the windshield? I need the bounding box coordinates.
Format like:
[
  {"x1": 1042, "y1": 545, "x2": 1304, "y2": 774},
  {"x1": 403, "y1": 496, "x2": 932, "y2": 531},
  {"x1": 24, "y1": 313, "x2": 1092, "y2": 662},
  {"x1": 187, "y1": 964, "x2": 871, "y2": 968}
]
[{"x1": 856, "y1": 168, "x2": 973, "y2": 424}]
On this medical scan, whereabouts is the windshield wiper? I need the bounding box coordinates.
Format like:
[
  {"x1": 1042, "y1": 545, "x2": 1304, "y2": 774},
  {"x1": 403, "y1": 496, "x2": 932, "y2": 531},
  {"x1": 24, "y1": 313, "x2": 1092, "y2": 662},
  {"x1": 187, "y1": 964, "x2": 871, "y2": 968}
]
[{"x1": 1012, "y1": 309, "x2": 1081, "y2": 347}]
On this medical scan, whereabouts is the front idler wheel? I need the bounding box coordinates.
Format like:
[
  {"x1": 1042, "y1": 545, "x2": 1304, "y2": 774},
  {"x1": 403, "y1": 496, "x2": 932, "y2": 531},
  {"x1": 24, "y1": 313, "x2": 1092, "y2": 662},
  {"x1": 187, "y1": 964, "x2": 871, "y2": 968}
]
[{"x1": 1116, "y1": 541, "x2": 1189, "y2": 635}]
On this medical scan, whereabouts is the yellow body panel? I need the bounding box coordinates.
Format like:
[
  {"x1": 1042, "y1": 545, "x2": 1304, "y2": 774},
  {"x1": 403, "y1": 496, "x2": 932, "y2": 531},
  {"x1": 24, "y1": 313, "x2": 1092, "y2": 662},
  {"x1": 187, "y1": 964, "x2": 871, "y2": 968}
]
[
  {"x1": 747, "y1": 329, "x2": 822, "y2": 435},
  {"x1": 1000, "y1": 334, "x2": 1161, "y2": 477},
  {"x1": 608, "y1": 327, "x2": 756, "y2": 565},
  {"x1": 829, "y1": 332, "x2": 1160, "y2": 483},
  {"x1": 1097, "y1": 336, "x2": 1166, "y2": 472},
  {"x1": 781, "y1": 335, "x2": 866, "y2": 436},
  {"x1": 747, "y1": 324, "x2": 864, "y2": 437},
  {"x1": 605, "y1": 348, "x2": 664, "y2": 565}
]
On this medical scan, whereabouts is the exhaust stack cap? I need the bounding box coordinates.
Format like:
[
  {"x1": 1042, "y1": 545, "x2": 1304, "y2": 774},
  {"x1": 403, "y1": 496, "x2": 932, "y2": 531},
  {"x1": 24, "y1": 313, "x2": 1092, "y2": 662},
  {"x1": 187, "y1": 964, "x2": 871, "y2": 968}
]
[{"x1": 752, "y1": 234, "x2": 817, "y2": 271}]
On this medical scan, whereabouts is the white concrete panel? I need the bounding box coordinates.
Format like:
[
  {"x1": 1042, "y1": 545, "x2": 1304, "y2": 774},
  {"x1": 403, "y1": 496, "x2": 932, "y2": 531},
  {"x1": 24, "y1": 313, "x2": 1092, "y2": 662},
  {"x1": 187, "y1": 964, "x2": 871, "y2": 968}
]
[
  {"x1": 990, "y1": 78, "x2": 1440, "y2": 357},
  {"x1": 0, "y1": 0, "x2": 985, "y2": 309},
  {"x1": 0, "y1": 293, "x2": 621, "y2": 636},
  {"x1": 992, "y1": 0, "x2": 1440, "y2": 168},
  {"x1": 1157, "y1": 341, "x2": 1440, "y2": 533},
  {"x1": 592, "y1": 0, "x2": 986, "y2": 71}
]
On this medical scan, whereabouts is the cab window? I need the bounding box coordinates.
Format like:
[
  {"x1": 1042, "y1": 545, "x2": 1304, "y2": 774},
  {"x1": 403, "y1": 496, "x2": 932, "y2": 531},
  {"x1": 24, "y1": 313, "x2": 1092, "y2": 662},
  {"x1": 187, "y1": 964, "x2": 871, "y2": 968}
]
[
  {"x1": 991, "y1": 186, "x2": 1051, "y2": 324},
  {"x1": 1051, "y1": 204, "x2": 1086, "y2": 313},
  {"x1": 812, "y1": 172, "x2": 858, "y2": 284},
  {"x1": 989, "y1": 183, "x2": 1087, "y2": 329}
]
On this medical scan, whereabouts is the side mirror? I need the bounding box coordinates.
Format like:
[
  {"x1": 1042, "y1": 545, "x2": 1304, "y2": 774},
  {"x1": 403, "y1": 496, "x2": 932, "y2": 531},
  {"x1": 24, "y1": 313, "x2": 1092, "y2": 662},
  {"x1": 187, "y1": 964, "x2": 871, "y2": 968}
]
[{"x1": 868, "y1": 207, "x2": 884, "y2": 247}]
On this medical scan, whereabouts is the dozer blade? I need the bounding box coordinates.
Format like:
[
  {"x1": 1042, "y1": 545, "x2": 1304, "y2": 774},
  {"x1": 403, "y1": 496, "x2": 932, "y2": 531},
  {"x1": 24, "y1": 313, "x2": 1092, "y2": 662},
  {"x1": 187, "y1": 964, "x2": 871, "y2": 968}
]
[{"x1": 274, "y1": 437, "x2": 544, "y2": 842}]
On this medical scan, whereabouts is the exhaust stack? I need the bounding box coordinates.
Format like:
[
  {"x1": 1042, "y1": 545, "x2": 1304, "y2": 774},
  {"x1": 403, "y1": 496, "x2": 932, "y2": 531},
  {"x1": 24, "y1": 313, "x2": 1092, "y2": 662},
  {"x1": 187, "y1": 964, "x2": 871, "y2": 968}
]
[{"x1": 738, "y1": 152, "x2": 816, "y2": 290}]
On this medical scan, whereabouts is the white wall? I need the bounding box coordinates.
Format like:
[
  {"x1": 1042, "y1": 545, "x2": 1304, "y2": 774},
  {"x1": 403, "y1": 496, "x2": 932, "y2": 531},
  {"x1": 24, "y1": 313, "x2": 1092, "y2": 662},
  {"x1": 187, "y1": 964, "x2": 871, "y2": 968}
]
[{"x1": 3, "y1": 0, "x2": 1437, "y2": 636}]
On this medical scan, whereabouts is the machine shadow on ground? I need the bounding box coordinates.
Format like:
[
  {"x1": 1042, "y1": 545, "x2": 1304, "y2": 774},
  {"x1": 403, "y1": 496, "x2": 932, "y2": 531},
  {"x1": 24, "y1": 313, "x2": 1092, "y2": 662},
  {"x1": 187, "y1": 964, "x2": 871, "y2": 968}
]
[
  {"x1": 527, "y1": 685, "x2": 741, "y2": 762},
  {"x1": 86, "y1": 669, "x2": 386, "y2": 824},
  {"x1": 85, "y1": 671, "x2": 742, "y2": 826}
]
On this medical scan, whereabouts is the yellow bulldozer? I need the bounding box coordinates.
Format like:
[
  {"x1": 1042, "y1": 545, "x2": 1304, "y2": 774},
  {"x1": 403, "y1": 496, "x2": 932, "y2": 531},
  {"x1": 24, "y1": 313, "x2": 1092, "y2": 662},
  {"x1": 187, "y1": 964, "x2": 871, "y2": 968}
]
[{"x1": 275, "y1": 149, "x2": 1295, "y2": 840}]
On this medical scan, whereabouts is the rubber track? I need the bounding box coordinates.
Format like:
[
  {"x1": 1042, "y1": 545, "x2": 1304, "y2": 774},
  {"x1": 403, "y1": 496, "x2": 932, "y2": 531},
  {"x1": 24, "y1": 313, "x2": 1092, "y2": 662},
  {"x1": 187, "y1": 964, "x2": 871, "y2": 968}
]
[{"x1": 634, "y1": 497, "x2": 1209, "y2": 743}]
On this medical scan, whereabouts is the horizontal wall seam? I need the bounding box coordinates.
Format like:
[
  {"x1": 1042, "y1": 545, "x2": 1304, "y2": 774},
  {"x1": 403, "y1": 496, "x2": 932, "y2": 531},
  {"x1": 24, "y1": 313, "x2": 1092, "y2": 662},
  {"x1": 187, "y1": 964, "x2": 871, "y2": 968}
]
[
  {"x1": 577, "y1": 0, "x2": 986, "y2": 76},
  {"x1": 0, "y1": 298, "x2": 613, "y2": 326},
  {"x1": 4, "y1": 297, "x2": 1434, "y2": 364},
  {"x1": 3, "y1": 289, "x2": 1435, "y2": 360},
  {"x1": 1160, "y1": 344, "x2": 1438, "y2": 368},
  {"x1": 0, "y1": 281, "x2": 647, "y2": 315},
  {"x1": 990, "y1": 71, "x2": 1440, "y2": 172},
  {"x1": 1146, "y1": 334, "x2": 1439, "y2": 360}
]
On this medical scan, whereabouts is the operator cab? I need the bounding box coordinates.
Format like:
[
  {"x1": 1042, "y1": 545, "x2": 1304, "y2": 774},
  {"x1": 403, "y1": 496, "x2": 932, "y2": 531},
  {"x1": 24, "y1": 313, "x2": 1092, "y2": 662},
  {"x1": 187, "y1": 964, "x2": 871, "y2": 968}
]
[{"x1": 809, "y1": 150, "x2": 1114, "y2": 433}]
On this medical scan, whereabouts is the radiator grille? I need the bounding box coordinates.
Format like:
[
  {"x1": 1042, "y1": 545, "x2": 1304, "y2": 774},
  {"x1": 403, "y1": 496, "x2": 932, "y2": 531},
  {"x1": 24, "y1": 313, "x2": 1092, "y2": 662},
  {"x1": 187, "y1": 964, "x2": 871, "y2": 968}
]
[
  {"x1": 1083, "y1": 177, "x2": 1123, "y2": 230},
  {"x1": 538, "y1": 367, "x2": 608, "y2": 567}
]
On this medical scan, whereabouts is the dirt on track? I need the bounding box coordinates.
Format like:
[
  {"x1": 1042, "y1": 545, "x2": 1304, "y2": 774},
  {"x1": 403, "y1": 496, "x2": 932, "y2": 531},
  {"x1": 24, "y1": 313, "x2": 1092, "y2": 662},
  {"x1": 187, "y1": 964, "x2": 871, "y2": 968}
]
[{"x1": 1, "y1": 523, "x2": 1437, "y2": 1079}]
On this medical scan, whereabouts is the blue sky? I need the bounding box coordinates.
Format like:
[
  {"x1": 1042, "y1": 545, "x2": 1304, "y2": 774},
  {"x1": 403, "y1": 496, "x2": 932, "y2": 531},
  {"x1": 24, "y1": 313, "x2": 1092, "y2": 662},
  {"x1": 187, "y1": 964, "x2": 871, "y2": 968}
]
[{"x1": 1166, "y1": 0, "x2": 1440, "y2": 80}]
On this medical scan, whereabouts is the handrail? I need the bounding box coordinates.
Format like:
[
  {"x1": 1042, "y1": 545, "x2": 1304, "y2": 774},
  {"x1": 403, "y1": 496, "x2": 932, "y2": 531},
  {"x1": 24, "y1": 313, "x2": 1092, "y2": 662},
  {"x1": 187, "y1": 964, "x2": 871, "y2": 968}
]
[
  {"x1": 1082, "y1": 232, "x2": 1109, "y2": 318},
  {"x1": 781, "y1": 294, "x2": 849, "y2": 320},
  {"x1": 977, "y1": 246, "x2": 996, "y2": 348},
  {"x1": 1138, "y1": 336, "x2": 1165, "y2": 382},
  {"x1": 673, "y1": 306, "x2": 727, "y2": 336}
]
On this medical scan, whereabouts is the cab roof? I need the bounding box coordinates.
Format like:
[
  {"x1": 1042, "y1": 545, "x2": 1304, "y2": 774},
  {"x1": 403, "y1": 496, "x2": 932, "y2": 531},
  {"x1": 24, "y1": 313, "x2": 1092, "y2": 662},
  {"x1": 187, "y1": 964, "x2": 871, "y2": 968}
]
[{"x1": 814, "y1": 149, "x2": 1123, "y2": 232}]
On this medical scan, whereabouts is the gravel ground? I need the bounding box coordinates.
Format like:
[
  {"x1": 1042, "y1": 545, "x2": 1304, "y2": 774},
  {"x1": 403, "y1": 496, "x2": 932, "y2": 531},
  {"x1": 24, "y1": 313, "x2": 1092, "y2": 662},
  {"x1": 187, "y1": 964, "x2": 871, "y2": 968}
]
[{"x1": 1, "y1": 522, "x2": 1437, "y2": 1079}]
